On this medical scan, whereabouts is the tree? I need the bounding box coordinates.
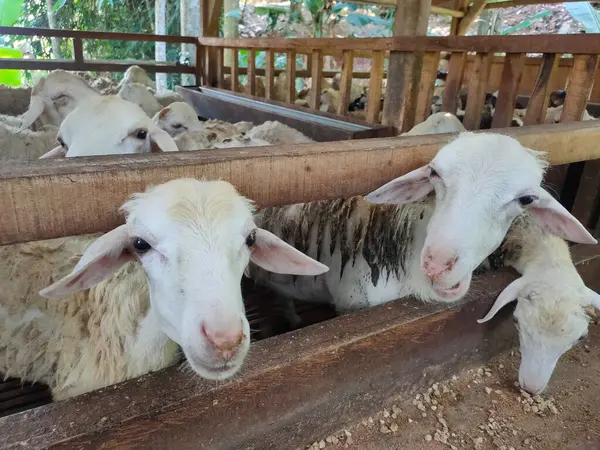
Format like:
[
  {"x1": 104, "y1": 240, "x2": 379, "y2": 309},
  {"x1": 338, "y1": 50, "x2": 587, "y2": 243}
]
[
  {"x1": 180, "y1": 0, "x2": 200, "y2": 85},
  {"x1": 46, "y1": 0, "x2": 62, "y2": 58}
]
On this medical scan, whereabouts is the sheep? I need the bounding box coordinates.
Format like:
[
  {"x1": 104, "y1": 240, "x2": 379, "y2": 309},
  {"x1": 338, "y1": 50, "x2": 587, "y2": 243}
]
[
  {"x1": 174, "y1": 130, "x2": 270, "y2": 151},
  {"x1": 0, "y1": 178, "x2": 328, "y2": 400},
  {"x1": 213, "y1": 135, "x2": 272, "y2": 148},
  {"x1": 0, "y1": 123, "x2": 58, "y2": 162},
  {"x1": 118, "y1": 82, "x2": 163, "y2": 117},
  {"x1": 249, "y1": 133, "x2": 595, "y2": 322},
  {"x1": 39, "y1": 96, "x2": 179, "y2": 158},
  {"x1": 246, "y1": 121, "x2": 314, "y2": 145},
  {"x1": 549, "y1": 89, "x2": 567, "y2": 107},
  {"x1": 477, "y1": 215, "x2": 599, "y2": 394},
  {"x1": 117, "y1": 65, "x2": 156, "y2": 91},
  {"x1": 545, "y1": 105, "x2": 597, "y2": 124},
  {"x1": 0, "y1": 85, "x2": 32, "y2": 115},
  {"x1": 153, "y1": 102, "x2": 203, "y2": 137},
  {"x1": 401, "y1": 112, "x2": 466, "y2": 136},
  {"x1": 90, "y1": 76, "x2": 118, "y2": 94},
  {"x1": 154, "y1": 89, "x2": 185, "y2": 107},
  {"x1": 19, "y1": 70, "x2": 100, "y2": 131}
]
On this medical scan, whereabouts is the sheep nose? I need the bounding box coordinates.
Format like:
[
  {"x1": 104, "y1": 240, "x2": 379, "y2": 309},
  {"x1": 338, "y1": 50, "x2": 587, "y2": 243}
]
[
  {"x1": 422, "y1": 247, "x2": 459, "y2": 282},
  {"x1": 201, "y1": 321, "x2": 245, "y2": 360}
]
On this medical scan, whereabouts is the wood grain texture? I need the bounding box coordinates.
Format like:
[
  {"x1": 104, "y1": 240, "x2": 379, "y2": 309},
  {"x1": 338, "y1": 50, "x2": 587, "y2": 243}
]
[
  {"x1": 1, "y1": 245, "x2": 598, "y2": 449},
  {"x1": 2, "y1": 121, "x2": 600, "y2": 246},
  {"x1": 265, "y1": 49, "x2": 275, "y2": 100},
  {"x1": 491, "y1": 53, "x2": 525, "y2": 128},
  {"x1": 286, "y1": 50, "x2": 296, "y2": 103},
  {"x1": 337, "y1": 50, "x2": 355, "y2": 116},
  {"x1": 442, "y1": 52, "x2": 466, "y2": 112},
  {"x1": 366, "y1": 50, "x2": 386, "y2": 123},
  {"x1": 216, "y1": 47, "x2": 225, "y2": 88},
  {"x1": 462, "y1": 52, "x2": 491, "y2": 130},
  {"x1": 247, "y1": 49, "x2": 256, "y2": 96},
  {"x1": 72, "y1": 38, "x2": 84, "y2": 64},
  {"x1": 562, "y1": 54, "x2": 599, "y2": 122},
  {"x1": 457, "y1": 0, "x2": 488, "y2": 35},
  {"x1": 309, "y1": 50, "x2": 323, "y2": 110},
  {"x1": 523, "y1": 53, "x2": 558, "y2": 126},
  {"x1": 414, "y1": 51, "x2": 440, "y2": 124},
  {"x1": 231, "y1": 49, "x2": 239, "y2": 92},
  {"x1": 195, "y1": 44, "x2": 203, "y2": 85}
]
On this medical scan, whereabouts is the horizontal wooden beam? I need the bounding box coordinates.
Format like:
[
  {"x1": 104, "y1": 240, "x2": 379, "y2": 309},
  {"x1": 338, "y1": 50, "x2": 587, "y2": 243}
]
[
  {"x1": 0, "y1": 59, "x2": 196, "y2": 74},
  {"x1": 1, "y1": 244, "x2": 598, "y2": 448},
  {"x1": 1, "y1": 121, "x2": 600, "y2": 246},
  {"x1": 0, "y1": 26, "x2": 197, "y2": 44},
  {"x1": 347, "y1": 0, "x2": 465, "y2": 16},
  {"x1": 485, "y1": 0, "x2": 585, "y2": 8},
  {"x1": 199, "y1": 34, "x2": 600, "y2": 54}
]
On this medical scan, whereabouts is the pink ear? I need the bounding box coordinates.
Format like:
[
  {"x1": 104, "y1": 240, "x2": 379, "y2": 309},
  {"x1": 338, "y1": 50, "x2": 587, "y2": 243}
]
[
  {"x1": 39, "y1": 225, "x2": 132, "y2": 298},
  {"x1": 250, "y1": 228, "x2": 329, "y2": 276},
  {"x1": 364, "y1": 165, "x2": 433, "y2": 205},
  {"x1": 528, "y1": 189, "x2": 597, "y2": 245}
]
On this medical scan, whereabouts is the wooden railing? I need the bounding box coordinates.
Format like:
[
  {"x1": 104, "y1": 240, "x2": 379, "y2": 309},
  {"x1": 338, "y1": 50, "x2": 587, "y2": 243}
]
[{"x1": 0, "y1": 26, "x2": 198, "y2": 76}]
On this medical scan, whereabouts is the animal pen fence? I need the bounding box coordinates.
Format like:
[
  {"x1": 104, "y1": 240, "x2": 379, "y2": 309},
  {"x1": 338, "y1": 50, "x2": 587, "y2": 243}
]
[{"x1": 0, "y1": 27, "x2": 600, "y2": 448}]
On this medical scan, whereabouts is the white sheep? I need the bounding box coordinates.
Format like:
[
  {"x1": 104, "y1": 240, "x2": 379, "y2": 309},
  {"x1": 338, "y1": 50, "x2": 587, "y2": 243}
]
[
  {"x1": 477, "y1": 217, "x2": 600, "y2": 394},
  {"x1": 174, "y1": 130, "x2": 270, "y2": 151},
  {"x1": 154, "y1": 89, "x2": 185, "y2": 107},
  {"x1": 246, "y1": 121, "x2": 314, "y2": 145},
  {"x1": 0, "y1": 85, "x2": 31, "y2": 116},
  {"x1": 39, "y1": 95, "x2": 178, "y2": 158},
  {"x1": 545, "y1": 105, "x2": 597, "y2": 124},
  {"x1": 0, "y1": 122, "x2": 58, "y2": 162},
  {"x1": 213, "y1": 135, "x2": 272, "y2": 148},
  {"x1": 0, "y1": 178, "x2": 328, "y2": 400},
  {"x1": 19, "y1": 70, "x2": 100, "y2": 131},
  {"x1": 250, "y1": 133, "x2": 595, "y2": 330},
  {"x1": 153, "y1": 102, "x2": 203, "y2": 137},
  {"x1": 118, "y1": 82, "x2": 163, "y2": 118},
  {"x1": 117, "y1": 65, "x2": 156, "y2": 91},
  {"x1": 401, "y1": 112, "x2": 466, "y2": 136}
]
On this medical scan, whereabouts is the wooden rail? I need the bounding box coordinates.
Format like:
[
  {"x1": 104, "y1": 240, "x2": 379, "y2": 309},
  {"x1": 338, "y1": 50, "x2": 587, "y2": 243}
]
[{"x1": 1, "y1": 121, "x2": 599, "y2": 246}]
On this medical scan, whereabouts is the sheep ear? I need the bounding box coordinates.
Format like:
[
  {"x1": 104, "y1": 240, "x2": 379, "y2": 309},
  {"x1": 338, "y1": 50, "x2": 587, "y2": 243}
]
[
  {"x1": 250, "y1": 228, "x2": 329, "y2": 276},
  {"x1": 39, "y1": 145, "x2": 67, "y2": 159},
  {"x1": 478, "y1": 277, "x2": 526, "y2": 323},
  {"x1": 585, "y1": 287, "x2": 600, "y2": 310},
  {"x1": 364, "y1": 165, "x2": 433, "y2": 205},
  {"x1": 18, "y1": 95, "x2": 45, "y2": 131},
  {"x1": 149, "y1": 128, "x2": 178, "y2": 153},
  {"x1": 39, "y1": 225, "x2": 132, "y2": 298},
  {"x1": 527, "y1": 188, "x2": 597, "y2": 245}
]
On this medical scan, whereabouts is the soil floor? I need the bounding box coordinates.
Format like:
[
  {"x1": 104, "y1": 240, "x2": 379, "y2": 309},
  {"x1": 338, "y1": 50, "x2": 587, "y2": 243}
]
[{"x1": 302, "y1": 317, "x2": 600, "y2": 450}]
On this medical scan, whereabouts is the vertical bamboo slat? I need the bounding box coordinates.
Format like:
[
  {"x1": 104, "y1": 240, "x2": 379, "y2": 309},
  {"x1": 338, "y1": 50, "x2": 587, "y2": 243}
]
[
  {"x1": 286, "y1": 50, "x2": 296, "y2": 103},
  {"x1": 310, "y1": 50, "x2": 323, "y2": 110},
  {"x1": 265, "y1": 49, "x2": 275, "y2": 100},
  {"x1": 462, "y1": 52, "x2": 491, "y2": 130},
  {"x1": 491, "y1": 53, "x2": 525, "y2": 128},
  {"x1": 442, "y1": 52, "x2": 466, "y2": 113},
  {"x1": 414, "y1": 51, "x2": 441, "y2": 124},
  {"x1": 337, "y1": 50, "x2": 354, "y2": 116},
  {"x1": 523, "y1": 53, "x2": 559, "y2": 126},
  {"x1": 231, "y1": 48, "x2": 239, "y2": 92},
  {"x1": 366, "y1": 51, "x2": 386, "y2": 123},
  {"x1": 247, "y1": 50, "x2": 256, "y2": 96}
]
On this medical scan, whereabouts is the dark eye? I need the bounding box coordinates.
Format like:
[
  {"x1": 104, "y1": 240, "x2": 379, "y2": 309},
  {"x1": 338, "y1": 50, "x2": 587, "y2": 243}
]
[
  {"x1": 135, "y1": 129, "x2": 148, "y2": 140},
  {"x1": 246, "y1": 230, "x2": 256, "y2": 248},
  {"x1": 57, "y1": 137, "x2": 66, "y2": 148},
  {"x1": 172, "y1": 123, "x2": 183, "y2": 129},
  {"x1": 133, "y1": 238, "x2": 151, "y2": 253},
  {"x1": 518, "y1": 195, "x2": 536, "y2": 206}
]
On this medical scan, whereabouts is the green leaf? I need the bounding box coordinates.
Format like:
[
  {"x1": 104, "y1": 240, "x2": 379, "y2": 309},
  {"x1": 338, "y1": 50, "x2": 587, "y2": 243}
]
[
  {"x1": 0, "y1": 46, "x2": 22, "y2": 86},
  {"x1": 254, "y1": 5, "x2": 287, "y2": 15},
  {"x1": 53, "y1": 0, "x2": 68, "y2": 12},
  {"x1": 0, "y1": 0, "x2": 23, "y2": 26},
  {"x1": 225, "y1": 8, "x2": 242, "y2": 19}
]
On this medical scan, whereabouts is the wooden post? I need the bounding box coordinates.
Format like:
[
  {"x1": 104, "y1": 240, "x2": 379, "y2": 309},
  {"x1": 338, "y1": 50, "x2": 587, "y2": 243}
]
[
  {"x1": 216, "y1": 46, "x2": 225, "y2": 88},
  {"x1": 310, "y1": 50, "x2": 323, "y2": 110},
  {"x1": 199, "y1": 0, "x2": 223, "y2": 87},
  {"x1": 441, "y1": 52, "x2": 466, "y2": 113},
  {"x1": 381, "y1": 0, "x2": 431, "y2": 132},
  {"x1": 337, "y1": 50, "x2": 354, "y2": 116},
  {"x1": 456, "y1": 0, "x2": 488, "y2": 35},
  {"x1": 231, "y1": 48, "x2": 239, "y2": 92},
  {"x1": 462, "y1": 52, "x2": 491, "y2": 130},
  {"x1": 450, "y1": 0, "x2": 469, "y2": 35},
  {"x1": 265, "y1": 49, "x2": 275, "y2": 100},
  {"x1": 523, "y1": 53, "x2": 559, "y2": 126},
  {"x1": 247, "y1": 49, "x2": 256, "y2": 96},
  {"x1": 73, "y1": 37, "x2": 84, "y2": 64},
  {"x1": 491, "y1": 53, "x2": 525, "y2": 128},
  {"x1": 286, "y1": 50, "x2": 296, "y2": 103},
  {"x1": 366, "y1": 51, "x2": 385, "y2": 123}
]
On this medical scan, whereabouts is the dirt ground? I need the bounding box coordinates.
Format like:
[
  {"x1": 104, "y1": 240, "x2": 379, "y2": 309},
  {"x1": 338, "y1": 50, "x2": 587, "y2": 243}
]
[{"x1": 302, "y1": 319, "x2": 600, "y2": 450}]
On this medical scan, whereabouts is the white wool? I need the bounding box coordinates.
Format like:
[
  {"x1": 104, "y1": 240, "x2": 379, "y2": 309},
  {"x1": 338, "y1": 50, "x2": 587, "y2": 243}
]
[
  {"x1": 154, "y1": 89, "x2": 185, "y2": 107},
  {"x1": 402, "y1": 112, "x2": 465, "y2": 136},
  {"x1": 246, "y1": 121, "x2": 313, "y2": 145},
  {"x1": 0, "y1": 85, "x2": 31, "y2": 116},
  {"x1": 153, "y1": 102, "x2": 202, "y2": 137},
  {"x1": 118, "y1": 82, "x2": 163, "y2": 117},
  {"x1": 117, "y1": 65, "x2": 156, "y2": 91},
  {"x1": 0, "y1": 122, "x2": 58, "y2": 161}
]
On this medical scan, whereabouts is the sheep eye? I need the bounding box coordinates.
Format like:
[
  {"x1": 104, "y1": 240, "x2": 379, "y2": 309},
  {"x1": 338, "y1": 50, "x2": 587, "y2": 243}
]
[
  {"x1": 133, "y1": 238, "x2": 151, "y2": 253},
  {"x1": 518, "y1": 195, "x2": 536, "y2": 206},
  {"x1": 135, "y1": 129, "x2": 148, "y2": 140},
  {"x1": 429, "y1": 167, "x2": 439, "y2": 178},
  {"x1": 246, "y1": 230, "x2": 256, "y2": 248},
  {"x1": 172, "y1": 124, "x2": 183, "y2": 129}
]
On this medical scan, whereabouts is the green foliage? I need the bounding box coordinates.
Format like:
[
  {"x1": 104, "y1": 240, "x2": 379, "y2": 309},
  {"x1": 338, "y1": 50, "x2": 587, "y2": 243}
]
[{"x1": 0, "y1": 0, "x2": 23, "y2": 25}]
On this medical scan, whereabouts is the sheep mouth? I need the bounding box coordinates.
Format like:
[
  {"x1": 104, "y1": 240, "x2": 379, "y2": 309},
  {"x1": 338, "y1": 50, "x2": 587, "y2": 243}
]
[
  {"x1": 185, "y1": 354, "x2": 242, "y2": 381},
  {"x1": 432, "y1": 273, "x2": 472, "y2": 301}
]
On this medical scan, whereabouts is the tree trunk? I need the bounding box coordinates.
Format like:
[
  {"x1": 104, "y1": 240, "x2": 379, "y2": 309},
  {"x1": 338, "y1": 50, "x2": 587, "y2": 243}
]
[
  {"x1": 45, "y1": 0, "x2": 62, "y2": 59},
  {"x1": 155, "y1": 0, "x2": 168, "y2": 90},
  {"x1": 181, "y1": 0, "x2": 201, "y2": 85},
  {"x1": 223, "y1": 0, "x2": 239, "y2": 67}
]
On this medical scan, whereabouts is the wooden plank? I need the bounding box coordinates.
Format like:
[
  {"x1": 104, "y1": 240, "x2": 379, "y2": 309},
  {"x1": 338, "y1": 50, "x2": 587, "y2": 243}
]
[
  {"x1": 203, "y1": 47, "x2": 211, "y2": 87},
  {"x1": 198, "y1": 35, "x2": 600, "y2": 55},
  {"x1": 0, "y1": 26, "x2": 197, "y2": 43},
  {"x1": 450, "y1": 0, "x2": 467, "y2": 35},
  {"x1": 366, "y1": 50, "x2": 386, "y2": 123},
  {"x1": 72, "y1": 37, "x2": 84, "y2": 64},
  {"x1": 231, "y1": 48, "x2": 239, "y2": 92},
  {"x1": 265, "y1": 49, "x2": 275, "y2": 100},
  {"x1": 247, "y1": 49, "x2": 256, "y2": 96},
  {"x1": 195, "y1": 44, "x2": 204, "y2": 85},
  {"x1": 1, "y1": 246, "x2": 598, "y2": 449},
  {"x1": 0, "y1": 59, "x2": 196, "y2": 74},
  {"x1": 462, "y1": 52, "x2": 492, "y2": 130},
  {"x1": 486, "y1": 0, "x2": 584, "y2": 8},
  {"x1": 286, "y1": 50, "x2": 296, "y2": 103},
  {"x1": 457, "y1": 0, "x2": 488, "y2": 35},
  {"x1": 523, "y1": 53, "x2": 559, "y2": 126},
  {"x1": 337, "y1": 50, "x2": 354, "y2": 116},
  {"x1": 309, "y1": 50, "x2": 323, "y2": 110},
  {"x1": 414, "y1": 51, "x2": 441, "y2": 124},
  {"x1": 442, "y1": 52, "x2": 466, "y2": 113},
  {"x1": 562, "y1": 54, "x2": 600, "y2": 224},
  {"x1": 2, "y1": 120, "x2": 600, "y2": 245},
  {"x1": 491, "y1": 53, "x2": 525, "y2": 128},
  {"x1": 216, "y1": 47, "x2": 225, "y2": 89},
  {"x1": 223, "y1": 66, "x2": 382, "y2": 79}
]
